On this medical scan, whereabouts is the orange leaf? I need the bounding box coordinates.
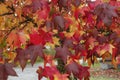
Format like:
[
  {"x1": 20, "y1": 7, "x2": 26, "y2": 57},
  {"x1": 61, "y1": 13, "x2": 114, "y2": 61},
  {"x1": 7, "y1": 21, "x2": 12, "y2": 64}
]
[{"x1": 7, "y1": 31, "x2": 27, "y2": 47}]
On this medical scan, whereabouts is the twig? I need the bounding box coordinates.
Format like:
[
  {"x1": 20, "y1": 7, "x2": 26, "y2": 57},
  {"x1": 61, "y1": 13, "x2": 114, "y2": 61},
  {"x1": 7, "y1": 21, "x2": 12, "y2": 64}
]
[{"x1": 0, "y1": 12, "x2": 14, "y2": 16}]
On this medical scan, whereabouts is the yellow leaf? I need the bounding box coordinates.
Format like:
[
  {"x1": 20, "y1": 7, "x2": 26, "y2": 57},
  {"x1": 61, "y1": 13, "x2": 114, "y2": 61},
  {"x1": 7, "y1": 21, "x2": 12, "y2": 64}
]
[
  {"x1": 45, "y1": 42, "x2": 55, "y2": 48},
  {"x1": 0, "y1": 4, "x2": 8, "y2": 14},
  {"x1": 8, "y1": 52, "x2": 16, "y2": 63},
  {"x1": 63, "y1": 32, "x2": 74, "y2": 38},
  {"x1": 102, "y1": 0, "x2": 110, "y2": 2},
  {"x1": 53, "y1": 37, "x2": 60, "y2": 46}
]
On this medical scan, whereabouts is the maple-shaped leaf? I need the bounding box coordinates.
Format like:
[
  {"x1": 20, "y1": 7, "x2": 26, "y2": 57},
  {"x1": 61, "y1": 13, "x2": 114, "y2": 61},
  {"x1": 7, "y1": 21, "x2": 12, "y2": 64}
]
[
  {"x1": 58, "y1": 0, "x2": 71, "y2": 11},
  {"x1": 65, "y1": 61, "x2": 90, "y2": 80},
  {"x1": 78, "y1": 66, "x2": 90, "y2": 80},
  {"x1": 72, "y1": 0, "x2": 81, "y2": 7},
  {"x1": 54, "y1": 15, "x2": 65, "y2": 30},
  {"x1": 37, "y1": 66, "x2": 58, "y2": 80},
  {"x1": 87, "y1": 0, "x2": 102, "y2": 10},
  {"x1": 31, "y1": 0, "x2": 49, "y2": 12},
  {"x1": 37, "y1": 66, "x2": 68, "y2": 80},
  {"x1": 97, "y1": 35, "x2": 108, "y2": 44},
  {"x1": 15, "y1": 48, "x2": 28, "y2": 70},
  {"x1": 36, "y1": 6, "x2": 50, "y2": 20},
  {"x1": 55, "y1": 46, "x2": 71, "y2": 63},
  {"x1": 94, "y1": 3, "x2": 118, "y2": 26},
  {"x1": 5, "y1": 63, "x2": 17, "y2": 76},
  {"x1": 22, "y1": 5, "x2": 32, "y2": 16},
  {"x1": 46, "y1": 20, "x2": 53, "y2": 31},
  {"x1": 25, "y1": 44, "x2": 43, "y2": 66},
  {"x1": 83, "y1": 11, "x2": 95, "y2": 26},
  {"x1": 72, "y1": 30, "x2": 84, "y2": 43},
  {"x1": 97, "y1": 43, "x2": 115, "y2": 56},
  {"x1": 65, "y1": 61, "x2": 80, "y2": 75},
  {"x1": 7, "y1": 31, "x2": 27, "y2": 47},
  {"x1": 109, "y1": 32, "x2": 117, "y2": 41},
  {"x1": 90, "y1": 29, "x2": 99, "y2": 38},
  {"x1": 74, "y1": 6, "x2": 89, "y2": 19},
  {"x1": 0, "y1": 63, "x2": 17, "y2": 80},
  {"x1": 74, "y1": 44, "x2": 86, "y2": 55},
  {"x1": 63, "y1": 38, "x2": 74, "y2": 48},
  {"x1": 30, "y1": 29, "x2": 52, "y2": 45},
  {"x1": 85, "y1": 37, "x2": 97, "y2": 50}
]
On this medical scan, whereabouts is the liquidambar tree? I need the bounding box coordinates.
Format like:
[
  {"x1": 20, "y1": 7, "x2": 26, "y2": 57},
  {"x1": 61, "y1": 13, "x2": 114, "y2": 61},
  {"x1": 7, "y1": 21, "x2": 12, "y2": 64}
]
[{"x1": 0, "y1": 0, "x2": 120, "y2": 80}]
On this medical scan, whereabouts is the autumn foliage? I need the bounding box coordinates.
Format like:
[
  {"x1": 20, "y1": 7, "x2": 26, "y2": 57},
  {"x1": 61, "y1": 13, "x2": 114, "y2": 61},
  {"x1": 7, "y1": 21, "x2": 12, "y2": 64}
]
[{"x1": 0, "y1": 0, "x2": 120, "y2": 80}]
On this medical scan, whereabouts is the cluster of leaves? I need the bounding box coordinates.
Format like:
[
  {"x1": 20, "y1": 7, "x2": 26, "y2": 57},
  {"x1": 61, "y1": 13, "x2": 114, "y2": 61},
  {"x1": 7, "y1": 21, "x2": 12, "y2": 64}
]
[{"x1": 0, "y1": 0, "x2": 120, "y2": 80}]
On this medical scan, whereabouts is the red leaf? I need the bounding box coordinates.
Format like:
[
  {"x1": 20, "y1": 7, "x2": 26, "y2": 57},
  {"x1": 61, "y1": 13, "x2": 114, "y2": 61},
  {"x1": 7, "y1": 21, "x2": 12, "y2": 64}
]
[
  {"x1": 31, "y1": 0, "x2": 49, "y2": 12},
  {"x1": 58, "y1": 0, "x2": 71, "y2": 10},
  {"x1": 87, "y1": 0, "x2": 102, "y2": 10},
  {"x1": 65, "y1": 61, "x2": 80, "y2": 75},
  {"x1": 72, "y1": 0, "x2": 81, "y2": 7},
  {"x1": 36, "y1": 9, "x2": 50, "y2": 20},
  {"x1": 37, "y1": 66, "x2": 58, "y2": 80},
  {"x1": 25, "y1": 44, "x2": 43, "y2": 66},
  {"x1": 0, "y1": 63, "x2": 17, "y2": 80},
  {"x1": 66, "y1": 61, "x2": 90, "y2": 80},
  {"x1": 94, "y1": 3, "x2": 118, "y2": 26},
  {"x1": 63, "y1": 38, "x2": 73, "y2": 48},
  {"x1": 51, "y1": 0, "x2": 58, "y2": 4},
  {"x1": 30, "y1": 29, "x2": 52, "y2": 45},
  {"x1": 15, "y1": 48, "x2": 28, "y2": 70},
  {"x1": 5, "y1": 63, "x2": 17, "y2": 76},
  {"x1": 54, "y1": 15, "x2": 65, "y2": 30},
  {"x1": 55, "y1": 46, "x2": 71, "y2": 63},
  {"x1": 74, "y1": 44, "x2": 87, "y2": 57},
  {"x1": 46, "y1": 20, "x2": 53, "y2": 31}
]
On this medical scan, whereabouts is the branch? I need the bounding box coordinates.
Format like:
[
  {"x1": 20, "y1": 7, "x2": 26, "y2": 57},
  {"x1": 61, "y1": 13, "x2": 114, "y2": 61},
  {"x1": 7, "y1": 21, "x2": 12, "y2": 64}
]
[
  {"x1": 0, "y1": 5, "x2": 15, "y2": 16},
  {"x1": 0, "y1": 12, "x2": 14, "y2": 16},
  {"x1": 22, "y1": 15, "x2": 38, "y2": 27},
  {"x1": 3, "y1": 18, "x2": 33, "y2": 40}
]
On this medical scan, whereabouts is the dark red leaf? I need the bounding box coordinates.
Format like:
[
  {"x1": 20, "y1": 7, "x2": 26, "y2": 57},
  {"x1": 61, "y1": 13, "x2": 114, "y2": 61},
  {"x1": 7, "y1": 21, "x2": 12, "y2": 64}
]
[
  {"x1": 15, "y1": 48, "x2": 27, "y2": 70},
  {"x1": 58, "y1": 0, "x2": 71, "y2": 11},
  {"x1": 72, "y1": 0, "x2": 81, "y2": 7},
  {"x1": 74, "y1": 44, "x2": 87, "y2": 57},
  {"x1": 55, "y1": 46, "x2": 71, "y2": 63},
  {"x1": 63, "y1": 38, "x2": 73, "y2": 48},
  {"x1": 5, "y1": 63, "x2": 17, "y2": 76},
  {"x1": 25, "y1": 44, "x2": 43, "y2": 66},
  {"x1": 66, "y1": 61, "x2": 90, "y2": 80},
  {"x1": 94, "y1": 3, "x2": 118, "y2": 26},
  {"x1": 97, "y1": 36, "x2": 108, "y2": 44},
  {"x1": 54, "y1": 15, "x2": 65, "y2": 30},
  {"x1": 31, "y1": 0, "x2": 49, "y2": 12},
  {"x1": 78, "y1": 66, "x2": 90, "y2": 80},
  {"x1": 65, "y1": 61, "x2": 80, "y2": 75},
  {"x1": 46, "y1": 21, "x2": 53, "y2": 31},
  {"x1": 0, "y1": 63, "x2": 17, "y2": 80}
]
